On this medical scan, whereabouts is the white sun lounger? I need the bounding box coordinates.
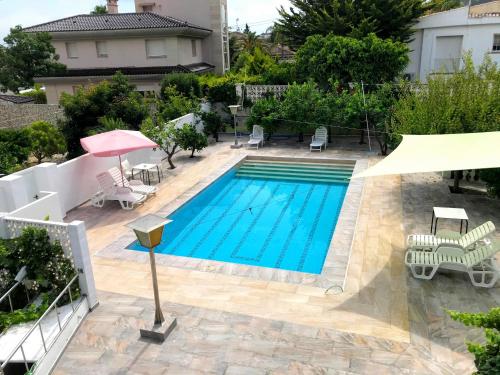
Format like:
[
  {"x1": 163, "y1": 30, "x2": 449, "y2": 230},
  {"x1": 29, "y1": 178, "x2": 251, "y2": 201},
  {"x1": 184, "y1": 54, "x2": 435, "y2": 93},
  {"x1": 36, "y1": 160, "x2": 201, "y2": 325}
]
[
  {"x1": 248, "y1": 125, "x2": 264, "y2": 149},
  {"x1": 405, "y1": 241, "x2": 500, "y2": 288},
  {"x1": 310, "y1": 127, "x2": 328, "y2": 152},
  {"x1": 109, "y1": 167, "x2": 157, "y2": 197},
  {"x1": 407, "y1": 221, "x2": 495, "y2": 252},
  {"x1": 93, "y1": 172, "x2": 146, "y2": 210}
]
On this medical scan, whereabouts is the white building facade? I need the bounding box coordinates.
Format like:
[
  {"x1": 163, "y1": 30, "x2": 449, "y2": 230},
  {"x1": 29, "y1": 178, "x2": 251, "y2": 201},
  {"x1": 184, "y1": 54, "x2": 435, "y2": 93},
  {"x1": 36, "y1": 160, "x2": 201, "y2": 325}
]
[{"x1": 406, "y1": 5, "x2": 500, "y2": 82}]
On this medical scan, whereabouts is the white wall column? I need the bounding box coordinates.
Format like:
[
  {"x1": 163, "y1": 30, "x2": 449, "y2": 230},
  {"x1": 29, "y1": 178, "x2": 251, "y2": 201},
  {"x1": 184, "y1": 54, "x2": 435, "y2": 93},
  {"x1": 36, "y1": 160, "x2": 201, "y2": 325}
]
[
  {"x1": 68, "y1": 221, "x2": 99, "y2": 310},
  {"x1": 0, "y1": 175, "x2": 30, "y2": 212},
  {"x1": 34, "y1": 163, "x2": 59, "y2": 193}
]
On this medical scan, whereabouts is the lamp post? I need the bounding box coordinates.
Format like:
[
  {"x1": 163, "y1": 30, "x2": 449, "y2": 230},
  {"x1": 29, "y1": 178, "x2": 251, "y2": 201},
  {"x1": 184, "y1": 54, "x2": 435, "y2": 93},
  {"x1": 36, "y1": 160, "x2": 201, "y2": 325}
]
[
  {"x1": 228, "y1": 104, "x2": 242, "y2": 149},
  {"x1": 127, "y1": 214, "x2": 176, "y2": 342}
]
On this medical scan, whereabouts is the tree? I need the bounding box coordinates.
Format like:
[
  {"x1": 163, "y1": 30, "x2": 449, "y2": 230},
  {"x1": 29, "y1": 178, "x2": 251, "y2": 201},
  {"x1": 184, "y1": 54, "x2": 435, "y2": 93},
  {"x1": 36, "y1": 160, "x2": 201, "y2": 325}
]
[
  {"x1": 233, "y1": 47, "x2": 277, "y2": 76},
  {"x1": 141, "y1": 117, "x2": 181, "y2": 169},
  {"x1": 59, "y1": 72, "x2": 149, "y2": 158},
  {"x1": 391, "y1": 55, "x2": 500, "y2": 192},
  {"x1": 25, "y1": 121, "x2": 66, "y2": 164},
  {"x1": 176, "y1": 124, "x2": 208, "y2": 158},
  {"x1": 276, "y1": 0, "x2": 425, "y2": 47},
  {"x1": 91, "y1": 5, "x2": 108, "y2": 14},
  {"x1": 296, "y1": 33, "x2": 409, "y2": 88},
  {"x1": 425, "y1": 0, "x2": 463, "y2": 14},
  {"x1": 279, "y1": 82, "x2": 323, "y2": 142},
  {"x1": 448, "y1": 307, "x2": 500, "y2": 375},
  {"x1": 201, "y1": 111, "x2": 225, "y2": 142},
  {"x1": 0, "y1": 26, "x2": 65, "y2": 93}
]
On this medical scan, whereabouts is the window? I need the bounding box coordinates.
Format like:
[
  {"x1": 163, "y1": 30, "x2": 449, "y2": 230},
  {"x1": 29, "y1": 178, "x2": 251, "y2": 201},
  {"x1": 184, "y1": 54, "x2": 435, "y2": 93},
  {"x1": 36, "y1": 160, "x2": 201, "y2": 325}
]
[
  {"x1": 142, "y1": 5, "x2": 154, "y2": 12},
  {"x1": 493, "y1": 34, "x2": 500, "y2": 52},
  {"x1": 191, "y1": 39, "x2": 197, "y2": 57},
  {"x1": 145, "y1": 39, "x2": 166, "y2": 58},
  {"x1": 433, "y1": 35, "x2": 463, "y2": 73},
  {"x1": 95, "y1": 41, "x2": 108, "y2": 58},
  {"x1": 65, "y1": 42, "x2": 78, "y2": 59}
]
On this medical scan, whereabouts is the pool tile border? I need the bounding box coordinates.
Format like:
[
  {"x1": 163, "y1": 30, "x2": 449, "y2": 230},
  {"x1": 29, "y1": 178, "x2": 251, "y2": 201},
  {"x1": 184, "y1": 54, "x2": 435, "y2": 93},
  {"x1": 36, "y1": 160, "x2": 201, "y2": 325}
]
[{"x1": 96, "y1": 155, "x2": 367, "y2": 290}]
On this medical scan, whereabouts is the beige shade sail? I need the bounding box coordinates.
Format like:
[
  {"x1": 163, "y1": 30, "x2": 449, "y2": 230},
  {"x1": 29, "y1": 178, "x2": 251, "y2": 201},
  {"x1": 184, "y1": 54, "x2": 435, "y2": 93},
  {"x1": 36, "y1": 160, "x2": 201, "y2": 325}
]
[{"x1": 352, "y1": 132, "x2": 500, "y2": 179}]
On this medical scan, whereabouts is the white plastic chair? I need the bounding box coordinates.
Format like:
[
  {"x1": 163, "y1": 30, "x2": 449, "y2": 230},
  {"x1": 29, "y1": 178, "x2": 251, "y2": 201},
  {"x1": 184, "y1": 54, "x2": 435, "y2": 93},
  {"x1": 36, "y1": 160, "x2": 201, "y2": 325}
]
[
  {"x1": 310, "y1": 127, "x2": 328, "y2": 152},
  {"x1": 248, "y1": 125, "x2": 264, "y2": 149},
  {"x1": 93, "y1": 171, "x2": 146, "y2": 210},
  {"x1": 109, "y1": 167, "x2": 157, "y2": 196}
]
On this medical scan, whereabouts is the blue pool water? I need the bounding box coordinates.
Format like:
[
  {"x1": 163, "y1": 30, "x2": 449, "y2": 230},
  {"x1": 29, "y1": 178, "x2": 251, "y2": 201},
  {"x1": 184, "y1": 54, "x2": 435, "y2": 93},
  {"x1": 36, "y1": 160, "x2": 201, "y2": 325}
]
[{"x1": 129, "y1": 163, "x2": 350, "y2": 274}]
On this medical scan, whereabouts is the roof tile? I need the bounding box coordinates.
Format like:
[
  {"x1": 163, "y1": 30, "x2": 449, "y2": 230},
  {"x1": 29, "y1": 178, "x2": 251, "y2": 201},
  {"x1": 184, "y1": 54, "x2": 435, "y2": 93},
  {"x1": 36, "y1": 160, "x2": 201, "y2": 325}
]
[{"x1": 24, "y1": 12, "x2": 210, "y2": 33}]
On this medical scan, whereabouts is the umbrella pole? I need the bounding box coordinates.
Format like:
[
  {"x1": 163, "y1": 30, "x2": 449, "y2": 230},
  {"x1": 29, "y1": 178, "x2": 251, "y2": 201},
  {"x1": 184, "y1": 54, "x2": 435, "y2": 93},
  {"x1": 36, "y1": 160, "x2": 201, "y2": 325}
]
[{"x1": 119, "y1": 155, "x2": 125, "y2": 187}]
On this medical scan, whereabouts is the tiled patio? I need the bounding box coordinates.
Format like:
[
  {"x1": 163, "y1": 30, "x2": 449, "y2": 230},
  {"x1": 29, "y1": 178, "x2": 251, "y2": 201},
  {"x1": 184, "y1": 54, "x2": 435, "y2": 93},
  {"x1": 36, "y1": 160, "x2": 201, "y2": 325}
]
[{"x1": 56, "y1": 136, "x2": 500, "y2": 374}]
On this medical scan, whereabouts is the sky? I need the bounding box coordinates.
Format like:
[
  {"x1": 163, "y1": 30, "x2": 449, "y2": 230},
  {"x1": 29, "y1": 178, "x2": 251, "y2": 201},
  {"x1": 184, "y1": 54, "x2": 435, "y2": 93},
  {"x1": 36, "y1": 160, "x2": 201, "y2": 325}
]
[{"x1": 0, "y1": 0, "x2": 292, "y2": 42}]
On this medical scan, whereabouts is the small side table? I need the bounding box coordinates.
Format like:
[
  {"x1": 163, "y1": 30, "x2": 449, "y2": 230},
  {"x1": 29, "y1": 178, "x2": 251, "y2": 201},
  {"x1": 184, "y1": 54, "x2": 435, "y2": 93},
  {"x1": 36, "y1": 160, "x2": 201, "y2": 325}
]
[
  {"x1": 431, "y1": 207, "x2": 469, "y2": 235},
  {"x1": 132, "y1": 163, "x2": 161, "y2": 185}
]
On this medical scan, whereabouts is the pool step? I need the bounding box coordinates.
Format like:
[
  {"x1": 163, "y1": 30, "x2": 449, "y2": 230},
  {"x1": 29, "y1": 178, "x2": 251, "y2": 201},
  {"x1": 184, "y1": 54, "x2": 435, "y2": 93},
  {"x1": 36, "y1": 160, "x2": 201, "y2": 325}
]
[
  {"x1": 243, "y1": 161, "x2": 354, "y2": 171},
  {"x1": 237, "y1": 161, "x2": 353, "y2": 183},
  {"x1": 239, "y1": 166, "x2": 352, "y2": 177}
]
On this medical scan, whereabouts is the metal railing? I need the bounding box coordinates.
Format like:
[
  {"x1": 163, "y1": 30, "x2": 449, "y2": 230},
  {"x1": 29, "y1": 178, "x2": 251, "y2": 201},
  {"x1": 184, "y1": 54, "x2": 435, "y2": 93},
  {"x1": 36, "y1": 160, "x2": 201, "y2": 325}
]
[
  {"x1": 0, "y1": 279, "x2": 29, "y2": 313},
  {"x1": 0, "y1": 274, "x2": 85, "y2": 375}
]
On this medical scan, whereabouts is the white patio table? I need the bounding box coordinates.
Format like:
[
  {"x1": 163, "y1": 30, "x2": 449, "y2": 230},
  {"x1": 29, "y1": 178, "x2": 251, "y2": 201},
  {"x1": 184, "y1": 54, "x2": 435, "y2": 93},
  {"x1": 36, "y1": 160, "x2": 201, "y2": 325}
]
[
  {"x1": 131, "y1": 163, "x2": 161, "y2": 185},
  {"x1": 430, "y1": 207, "x2": 469, "y2": 235}
]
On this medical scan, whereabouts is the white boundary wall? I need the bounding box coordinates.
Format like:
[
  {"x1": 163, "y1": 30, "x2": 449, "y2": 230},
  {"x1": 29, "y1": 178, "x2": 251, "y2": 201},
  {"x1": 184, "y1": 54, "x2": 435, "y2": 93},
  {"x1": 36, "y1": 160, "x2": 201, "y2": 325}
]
[{"x1": 0, "y1": 113, "x2": 201, "y2": 216}]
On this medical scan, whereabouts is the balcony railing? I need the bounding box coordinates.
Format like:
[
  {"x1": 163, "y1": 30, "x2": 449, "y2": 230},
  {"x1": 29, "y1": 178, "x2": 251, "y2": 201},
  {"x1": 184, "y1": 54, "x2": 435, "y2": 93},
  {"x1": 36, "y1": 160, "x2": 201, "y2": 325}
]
[{"x1": 0, "y1": 274, "x2": 85, "y2": 375}]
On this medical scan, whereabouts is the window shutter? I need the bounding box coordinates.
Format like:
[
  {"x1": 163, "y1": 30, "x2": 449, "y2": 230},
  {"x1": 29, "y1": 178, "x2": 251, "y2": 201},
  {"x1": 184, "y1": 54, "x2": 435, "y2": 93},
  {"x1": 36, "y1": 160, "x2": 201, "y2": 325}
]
[
  {"x1": 66, "y1": 42, "x2": 78, "y2": 58},
  {"x1": 146, "y1": 39, "x2": 166, "y2": 58},
  {"x1": 96, "y1": 41, "x2": 108, "y2": 57}
]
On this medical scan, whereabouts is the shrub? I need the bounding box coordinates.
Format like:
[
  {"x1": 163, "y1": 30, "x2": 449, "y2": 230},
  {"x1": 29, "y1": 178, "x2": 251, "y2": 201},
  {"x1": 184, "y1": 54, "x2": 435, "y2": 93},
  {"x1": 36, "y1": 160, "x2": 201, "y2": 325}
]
[
  {"x1": 201, "y1": 111, "x2": 225, "y2": 142},
  {"x1": 25, "y1": 121, "x2": 66, "y2": 163},
  {"x1": 8, "y1": 227, "x2": 76, "y2": 294},
  {"x1": 20, "y1": 84, "x2": 47, "y2": 104},
  {"x1": 262, "y1": 62, "x2": 298, "y2": 85},
  {"x1": 160, "y1": 73, "x2": 201, "y2": 100},
  {"x1": 448, "y1": 308, "x2": 500, "y2": 375},
  {"x1": 0, "y1": 142, "x2": 19, "y2": 175},
  {"x1": 0, "y1": 227, "x2": 78, "y2": 333},
  {"x1": 480, "y1": 169, "x2": 500, "y2": 198},
  {"x1": 391, "y1": 55, "x2": 500, "y2": 191},
  {"x1": 176, "y1": 123, "x2": 208, "y2": 158},
  {"x1": 199, "y1": 73, "x2": 263, "y2": 105},
  {"x1": 0, "y1": 128, "x2": 31, "y2": 172}
]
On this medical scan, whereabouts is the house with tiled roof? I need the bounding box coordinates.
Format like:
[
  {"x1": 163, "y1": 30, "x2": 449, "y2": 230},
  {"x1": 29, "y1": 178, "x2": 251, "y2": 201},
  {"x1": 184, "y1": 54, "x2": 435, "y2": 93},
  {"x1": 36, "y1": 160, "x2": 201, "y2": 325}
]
[{"x1": 25, "y1": 0, "x2": 229, "y2": 104}]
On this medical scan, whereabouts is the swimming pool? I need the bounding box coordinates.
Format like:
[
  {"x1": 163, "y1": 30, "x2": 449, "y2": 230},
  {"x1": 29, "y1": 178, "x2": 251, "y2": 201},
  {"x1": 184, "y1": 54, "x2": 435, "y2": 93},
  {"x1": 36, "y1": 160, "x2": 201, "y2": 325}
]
[{"x1": 129, "y1": 159, "x2": 352, "y2": 274}]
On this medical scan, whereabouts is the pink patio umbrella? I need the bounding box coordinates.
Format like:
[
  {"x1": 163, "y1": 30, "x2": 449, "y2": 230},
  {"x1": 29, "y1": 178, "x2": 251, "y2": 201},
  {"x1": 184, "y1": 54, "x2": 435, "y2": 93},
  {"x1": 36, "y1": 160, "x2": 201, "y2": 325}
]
[{"x1": 80, "y1": 130, "x2": 158, "y2": 186}]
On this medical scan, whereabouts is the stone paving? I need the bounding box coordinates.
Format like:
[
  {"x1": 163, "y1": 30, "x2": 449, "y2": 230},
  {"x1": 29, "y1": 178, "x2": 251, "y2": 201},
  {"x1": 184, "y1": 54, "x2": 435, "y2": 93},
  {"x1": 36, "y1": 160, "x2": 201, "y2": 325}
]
[
  {"x1": 54, "y1": 291, "x2": 455, "y2": 375},
  {"x1": 54, "y1": 136, "x2": 500, "y2": 374}
]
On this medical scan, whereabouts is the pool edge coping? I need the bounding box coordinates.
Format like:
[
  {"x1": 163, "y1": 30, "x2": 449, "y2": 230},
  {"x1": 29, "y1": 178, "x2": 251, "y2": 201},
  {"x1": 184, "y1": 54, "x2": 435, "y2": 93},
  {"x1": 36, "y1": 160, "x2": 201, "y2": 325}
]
[{"x1": 95, "y1": 155, "x2": 367, "y2": 290}]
